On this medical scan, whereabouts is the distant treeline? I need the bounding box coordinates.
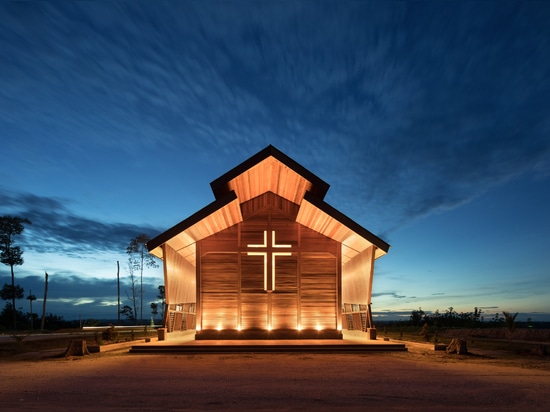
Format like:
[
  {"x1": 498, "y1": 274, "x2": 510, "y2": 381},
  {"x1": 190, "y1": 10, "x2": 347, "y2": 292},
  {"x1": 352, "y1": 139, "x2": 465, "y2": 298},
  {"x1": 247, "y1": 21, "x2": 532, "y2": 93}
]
[{"x1": 376, "y1": 307, "x2": 550, "y2": 329}]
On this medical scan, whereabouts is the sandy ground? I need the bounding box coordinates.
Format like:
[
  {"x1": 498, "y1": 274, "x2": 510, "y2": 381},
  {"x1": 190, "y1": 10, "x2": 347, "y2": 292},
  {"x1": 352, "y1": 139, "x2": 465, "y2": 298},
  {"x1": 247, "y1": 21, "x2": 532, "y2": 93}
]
[{"x1": 1, "y1": 342, "x2": 549, "y2": 411}]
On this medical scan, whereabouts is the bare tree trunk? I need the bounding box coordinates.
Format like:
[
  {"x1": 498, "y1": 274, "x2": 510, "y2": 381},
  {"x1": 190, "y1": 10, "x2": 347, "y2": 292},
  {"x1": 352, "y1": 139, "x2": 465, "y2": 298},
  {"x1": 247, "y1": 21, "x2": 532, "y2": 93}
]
[
  {"x1": 140, "y1": 264, "x2": 143, "y2": 325},
  {"x1": 40, "y1": 272, "x2": 49, "y2": 330},
  {"x1": 10, "y1": 264, "x2": 16, "y2": 329},
  {"x1": 117, "y1": 261, "x2": 120, "y2": 325},
  {"x1": 28, "y1": 289, "x2": 34, "y2": 330},
  {"x1": 127, "y1": 260, "x2": 138, "y2": 325}
]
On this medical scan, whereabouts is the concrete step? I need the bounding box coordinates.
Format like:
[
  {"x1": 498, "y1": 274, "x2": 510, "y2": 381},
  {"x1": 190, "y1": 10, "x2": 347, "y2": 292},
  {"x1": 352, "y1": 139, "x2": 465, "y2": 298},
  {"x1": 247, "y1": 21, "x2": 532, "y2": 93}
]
[{"x1": 129, "y1": 342, "x2": 407, "y2": 354}]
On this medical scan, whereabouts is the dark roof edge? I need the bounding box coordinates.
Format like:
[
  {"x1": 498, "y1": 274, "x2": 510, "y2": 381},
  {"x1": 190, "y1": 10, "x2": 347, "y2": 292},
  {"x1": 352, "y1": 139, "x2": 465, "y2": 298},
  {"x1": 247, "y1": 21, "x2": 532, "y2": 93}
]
[
  {"x1": 147, "y1": 191, "x2": 238, "y2": 252},
  {"x1": 303, "y1": 191, "x2": 390, "y2": 253},
  {"x1": 210, "y1": 145, "x2": 330, "y2": 200}
]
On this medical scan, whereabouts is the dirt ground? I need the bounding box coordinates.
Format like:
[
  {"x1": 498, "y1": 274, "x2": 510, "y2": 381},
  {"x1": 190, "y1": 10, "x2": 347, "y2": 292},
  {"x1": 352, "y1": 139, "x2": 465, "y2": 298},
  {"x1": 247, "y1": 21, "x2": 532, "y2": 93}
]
[{"x1": 1, "y1": 342, "x2": 549, "y2": 411}]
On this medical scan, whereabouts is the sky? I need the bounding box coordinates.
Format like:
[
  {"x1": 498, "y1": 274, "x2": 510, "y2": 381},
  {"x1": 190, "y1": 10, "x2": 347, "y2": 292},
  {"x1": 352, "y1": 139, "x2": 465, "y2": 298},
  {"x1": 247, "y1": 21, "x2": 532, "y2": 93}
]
[{"x1": 1, "y1": 1, "x2": 549, "y2": 324}]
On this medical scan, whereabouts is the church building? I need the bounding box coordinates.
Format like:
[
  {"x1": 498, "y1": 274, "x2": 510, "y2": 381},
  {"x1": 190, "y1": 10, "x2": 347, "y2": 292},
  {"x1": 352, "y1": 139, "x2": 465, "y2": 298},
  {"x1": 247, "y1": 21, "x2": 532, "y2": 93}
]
[{"x1": 147, "y1": 145, "x2": 390, "y2": 339}]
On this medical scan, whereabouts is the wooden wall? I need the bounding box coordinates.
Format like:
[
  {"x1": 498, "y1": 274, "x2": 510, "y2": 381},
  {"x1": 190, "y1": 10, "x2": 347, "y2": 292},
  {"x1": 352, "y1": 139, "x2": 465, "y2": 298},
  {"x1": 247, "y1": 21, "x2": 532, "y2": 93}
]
[
  {"x1": 197, "y1": 193, "x2": 340, "y2": 337},
  {"x1": 163, "y1": 244, "x2": 197, "y2": 332}
]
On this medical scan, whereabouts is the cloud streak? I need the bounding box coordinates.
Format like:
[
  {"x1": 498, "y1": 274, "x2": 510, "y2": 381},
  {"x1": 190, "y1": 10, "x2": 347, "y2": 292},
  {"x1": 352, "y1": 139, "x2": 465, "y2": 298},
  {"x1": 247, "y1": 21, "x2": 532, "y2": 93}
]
[
  {"x1": 0, "y1": 190, "x2": 162, "y2": 256},
  {"x1": 4, "y1": 274, "x2": 163, "y2": 320},
  {"x1": 2, "y1": 2, "x2": 549, "y2": 236},
  {"x1": 1, "y1": 2, "x2": 549, "y2": 321}
]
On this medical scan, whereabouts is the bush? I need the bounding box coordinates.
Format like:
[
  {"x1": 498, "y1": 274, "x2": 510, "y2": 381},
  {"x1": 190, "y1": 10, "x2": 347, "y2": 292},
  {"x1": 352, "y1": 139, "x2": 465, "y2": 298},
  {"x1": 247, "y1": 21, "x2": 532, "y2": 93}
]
[{"x1": 420, "y1": 323, "x2": 432, "y2": 342}]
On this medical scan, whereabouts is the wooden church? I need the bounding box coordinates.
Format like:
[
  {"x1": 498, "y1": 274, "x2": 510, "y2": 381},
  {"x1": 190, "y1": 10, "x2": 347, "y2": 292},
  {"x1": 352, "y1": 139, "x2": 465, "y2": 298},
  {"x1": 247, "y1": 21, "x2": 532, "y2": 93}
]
[{"x1": 147, "y1": 145, "x2": 390, "y2": 340}]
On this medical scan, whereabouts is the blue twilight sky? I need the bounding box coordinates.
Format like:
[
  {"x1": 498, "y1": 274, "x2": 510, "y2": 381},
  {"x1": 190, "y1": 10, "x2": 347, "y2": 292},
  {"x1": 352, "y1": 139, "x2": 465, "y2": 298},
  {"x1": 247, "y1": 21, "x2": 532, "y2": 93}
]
[{"x1": 1, "y1": 1, "x2": 549, "y2": 323}]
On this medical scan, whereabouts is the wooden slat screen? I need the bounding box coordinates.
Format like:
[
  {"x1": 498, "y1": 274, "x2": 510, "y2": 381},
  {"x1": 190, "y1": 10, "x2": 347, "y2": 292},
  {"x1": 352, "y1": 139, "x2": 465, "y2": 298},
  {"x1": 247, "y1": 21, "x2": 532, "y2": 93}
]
[
  {"x1": 241, "y1": 254, "x2": 265, "y2": 291},
  {"x1": 241, "y1": 293, "x2": 268, "y2": 329},
  {"x1": 201, "y1": 252, "x2": 239, "y2": 292},
  {"x1": 271, "y1": 293, "x2": 298, "y2": 329},
  {"x1": 201, "y1": 293, "x2": 238, "y2": 330},
  {"x1": 198, "y1": 193, "x2": 340, "y2": 336},
  {"x1": 274, "y1": 255, "x2": 297, "y2": 291},
  {"x1": 300, "y1": 252, "x2": 337, "y2": 329}
]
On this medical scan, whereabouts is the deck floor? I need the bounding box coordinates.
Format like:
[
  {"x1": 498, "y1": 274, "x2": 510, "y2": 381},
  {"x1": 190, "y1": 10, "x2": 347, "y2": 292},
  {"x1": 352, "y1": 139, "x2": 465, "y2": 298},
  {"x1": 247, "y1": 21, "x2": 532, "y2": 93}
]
[{"x1": 129, "y1": 331, "x2": 407, "y2": 354}]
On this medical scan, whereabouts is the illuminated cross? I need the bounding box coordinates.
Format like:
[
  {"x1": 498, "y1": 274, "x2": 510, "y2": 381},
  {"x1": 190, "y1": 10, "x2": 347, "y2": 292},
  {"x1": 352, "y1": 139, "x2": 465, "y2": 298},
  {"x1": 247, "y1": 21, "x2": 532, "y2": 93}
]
[{"x1": 247, "y1": 230, "x2": 291, "y2": 291}]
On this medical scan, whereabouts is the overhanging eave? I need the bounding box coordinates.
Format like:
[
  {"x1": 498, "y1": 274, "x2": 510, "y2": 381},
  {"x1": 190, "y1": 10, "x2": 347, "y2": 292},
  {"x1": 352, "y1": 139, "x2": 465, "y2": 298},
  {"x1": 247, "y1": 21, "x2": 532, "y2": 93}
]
[
  {"x1": 147, "y1": 191, "x2": 242, "y2": 260},
  {"x1": 296, "y1": 191, "x2": 390, "y2": 261}
]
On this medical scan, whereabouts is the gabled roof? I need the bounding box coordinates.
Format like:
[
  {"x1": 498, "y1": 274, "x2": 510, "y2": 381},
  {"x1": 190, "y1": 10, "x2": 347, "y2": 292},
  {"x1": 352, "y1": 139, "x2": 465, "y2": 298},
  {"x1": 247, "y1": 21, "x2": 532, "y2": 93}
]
[
  {"x1": 147, "y1": 145, "x2": 389, "y2": 263},
  {"x1": 210, "y1": 145, "x2": 330, "y2": 201}
]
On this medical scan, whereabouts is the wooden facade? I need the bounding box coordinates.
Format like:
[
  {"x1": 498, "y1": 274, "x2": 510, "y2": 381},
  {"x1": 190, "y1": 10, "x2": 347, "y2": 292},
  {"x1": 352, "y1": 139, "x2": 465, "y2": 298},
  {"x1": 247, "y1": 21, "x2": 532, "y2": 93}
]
[
  {"x1": 197, "y1": 193, "x2": 340, "y2": 338},
  {"x1": 147, "y1": 145, "x2": 390, "y2": 340}
]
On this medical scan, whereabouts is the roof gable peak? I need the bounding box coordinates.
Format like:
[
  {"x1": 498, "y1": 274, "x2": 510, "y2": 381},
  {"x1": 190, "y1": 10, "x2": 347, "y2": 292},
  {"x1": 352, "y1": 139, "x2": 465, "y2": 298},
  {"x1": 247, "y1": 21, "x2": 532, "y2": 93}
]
[{"x1": 210, "y1": 145, "x2": 330, "y2": 203}]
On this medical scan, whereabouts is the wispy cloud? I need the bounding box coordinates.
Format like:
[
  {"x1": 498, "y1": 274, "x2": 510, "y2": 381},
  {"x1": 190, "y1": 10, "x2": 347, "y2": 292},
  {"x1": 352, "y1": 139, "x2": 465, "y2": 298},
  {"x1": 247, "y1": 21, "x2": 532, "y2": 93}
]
[
  {"x1": 2, "y1": 2, "x2": 549, "y2": 236},
  {"x1": 5, "y1": 273, "x2": 162, "y2": 320},
  {"x1": 1, "y1": 2, "x2": 549, "y2": 321},
  {"x1": 372, "y1": 292, "x2": 408, "y2": 300},
  {"x1": 0, "y1": 190, "x2": 162, "y2": 255}
]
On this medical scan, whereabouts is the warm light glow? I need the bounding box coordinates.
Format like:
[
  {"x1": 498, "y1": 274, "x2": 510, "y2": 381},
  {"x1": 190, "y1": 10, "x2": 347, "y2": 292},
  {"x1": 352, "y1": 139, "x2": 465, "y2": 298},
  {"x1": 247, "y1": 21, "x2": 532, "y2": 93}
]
[
  {"x1": 316, "y1": 324, "x2": 322, "y2": 331},
  {"x1": 248, "y1": 230, "x2": 268, "y2": 248},
  {"x1": 267, "y1": 325, "x2": 272, "y2": 331},
  {"x1": 248, "y1": 251, "x2": 268, "y2": 289},
  {"x1": 271, "y1": 251, "x2": 291, "y2": 291},
  {"x1": 272, "y1": 230, "x2": 291, "y2": 248},
  {"x1": 297, "y1": 324, "x2": 302, "y2": 331},
  {"x1": 217, "y1": 324, "x2": 222, "y2": 331},
  {"x1": 247, "y1": 230, "x2": 292, "y2": 291},
  {"x1": 196, "y1": 326, "x2": 201, "y2": 331},
  {"x1": 237, "y1": 325, "x2": 242, "y2": 331}
]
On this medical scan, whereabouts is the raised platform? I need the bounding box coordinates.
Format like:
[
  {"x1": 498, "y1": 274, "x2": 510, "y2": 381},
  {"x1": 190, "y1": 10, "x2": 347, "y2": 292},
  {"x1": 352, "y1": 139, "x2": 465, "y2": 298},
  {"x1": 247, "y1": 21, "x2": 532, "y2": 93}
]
[
  {"x1": 129, "y1": 332, "x2": 407, "y2": 354},
  {"x1": 194, "y1": 328, "x2": 343, "y2": 340}
]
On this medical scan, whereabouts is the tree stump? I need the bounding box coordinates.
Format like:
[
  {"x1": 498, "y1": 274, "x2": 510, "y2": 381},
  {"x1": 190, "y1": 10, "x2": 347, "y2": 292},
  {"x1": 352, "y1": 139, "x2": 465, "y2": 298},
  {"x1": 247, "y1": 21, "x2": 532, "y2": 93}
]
[
  {"x1": 446, "y1": 338, "x2": 467, "y2": 355},
  {"x1": 64, "y1": 340, "x2": 90, "y2": 356},
  {"x1": 531, "y1": 344, "x2": 548, "y2": 356}
]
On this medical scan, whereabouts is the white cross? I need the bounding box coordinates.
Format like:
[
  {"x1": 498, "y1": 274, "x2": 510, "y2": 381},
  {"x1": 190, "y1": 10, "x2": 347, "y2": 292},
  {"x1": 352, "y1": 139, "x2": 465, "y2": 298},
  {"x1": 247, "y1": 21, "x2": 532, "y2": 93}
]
[{"x1": 247, "y1": 230, "x2": 291, "y2": 291}]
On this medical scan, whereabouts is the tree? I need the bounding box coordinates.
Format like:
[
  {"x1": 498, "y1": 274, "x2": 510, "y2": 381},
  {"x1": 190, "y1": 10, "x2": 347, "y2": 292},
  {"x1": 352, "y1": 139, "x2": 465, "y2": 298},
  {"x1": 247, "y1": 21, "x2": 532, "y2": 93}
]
[
  {"x1": 27, "y1": 290, "x2": 37, "y2": 329},
  {"x1": 120, "y1": 304, "x2": 136, "y2": 323},
  {"x1": 0, "y1": 303, "x2": 26, "y2": 330},
  {"x1": 0, "y1": 284, "x2": 24, "y2": 330},
  {"x1": 125, "y1": 259, "x2": 139, "y2": 325},
  {"x1": 502, "y1": 311, "x2": 518, "y2": 348},
  {"x1": 0, "y1": 284, "x2": 24, "y2": 300},
  {"x1": 409, "y1": 307, "x2": 425, "y2": 326},
  {"x1": 157, "y1": 285, "x2": 166, "y2": 323},
  {"x1": 150, "y1": 302, "x2": 158, "y2": 322},
  {"x1": 0, "y1": 216, "x2": 31, "y2": 329},
  {"x1": 127, "y1": 234, "x2": 159, "y2": 325}
]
